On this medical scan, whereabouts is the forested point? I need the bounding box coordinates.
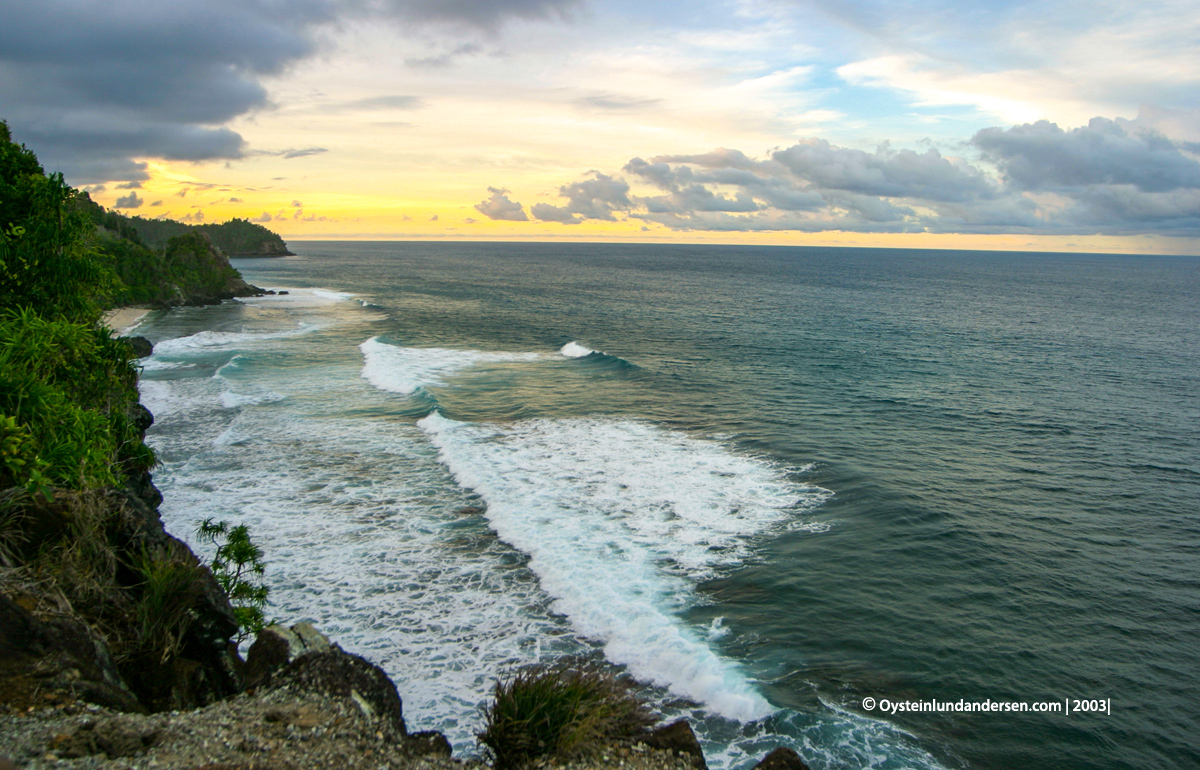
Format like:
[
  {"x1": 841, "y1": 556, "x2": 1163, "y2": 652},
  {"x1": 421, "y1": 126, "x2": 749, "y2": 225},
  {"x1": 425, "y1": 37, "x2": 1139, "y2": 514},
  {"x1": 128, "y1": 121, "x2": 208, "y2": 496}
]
[{"x1": 106, "y1": 211, "x2": 294, "y2": 257}]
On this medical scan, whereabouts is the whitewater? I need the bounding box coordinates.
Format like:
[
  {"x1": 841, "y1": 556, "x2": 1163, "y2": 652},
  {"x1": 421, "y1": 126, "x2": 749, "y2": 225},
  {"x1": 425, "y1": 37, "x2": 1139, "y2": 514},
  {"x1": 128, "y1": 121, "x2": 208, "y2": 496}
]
[{"x1": 136, "y1": 242, "x2": 1200, "y2": 770}]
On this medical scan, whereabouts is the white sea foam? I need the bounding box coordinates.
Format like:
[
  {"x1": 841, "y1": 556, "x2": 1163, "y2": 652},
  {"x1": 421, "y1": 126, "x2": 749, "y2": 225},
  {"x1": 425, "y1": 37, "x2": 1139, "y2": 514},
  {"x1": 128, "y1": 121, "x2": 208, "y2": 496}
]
[
  {"x1": 138, "y1": 358, "x2": 189, "y2": 372},
  {"x1": 360, "y1": 337, "x2": 540, "y2": 395},
  {"x1": 418, "y1": 411, "x2": 828, "y2": 722},
  {"x1": 155, "y1": 324, "x2": 317, "y2": 355},
  {"x1": 311, "y1": 289, "x2": 355, "y2": 301},
  {"x1": 137, "y1": 380, "x2": 176, "y2": 418},
  {"x1": 150, "y1": 407, "x2": 572, "y2": 752},
  {"x1": 219, "y1": 390, "x2": 284, "y2": 409},
  {"x1": 559, "y1": 341, "x2": 596, "y2": 358}
]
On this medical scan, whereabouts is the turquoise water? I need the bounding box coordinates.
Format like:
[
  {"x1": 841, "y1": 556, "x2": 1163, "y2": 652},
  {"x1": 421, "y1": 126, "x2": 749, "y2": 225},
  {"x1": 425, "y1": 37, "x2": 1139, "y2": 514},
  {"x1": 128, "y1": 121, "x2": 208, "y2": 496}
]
[{"x1": 136, "y1": 242, "x2": 1200, "y2": 770}]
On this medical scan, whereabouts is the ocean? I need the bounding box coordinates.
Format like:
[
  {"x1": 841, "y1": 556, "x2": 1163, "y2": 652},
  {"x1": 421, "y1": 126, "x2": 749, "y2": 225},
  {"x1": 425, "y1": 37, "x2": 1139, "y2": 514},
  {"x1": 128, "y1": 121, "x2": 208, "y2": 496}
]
[{"x1": 134, "y1": 242, "x2": 1199, "y2": 770}]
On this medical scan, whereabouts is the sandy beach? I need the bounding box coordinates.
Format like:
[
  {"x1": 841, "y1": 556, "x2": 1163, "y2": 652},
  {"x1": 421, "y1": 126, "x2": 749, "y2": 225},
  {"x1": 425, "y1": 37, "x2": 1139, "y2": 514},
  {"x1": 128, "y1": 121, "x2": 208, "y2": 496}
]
[{"x1": 101, "y1": 306, "x2": 153, "y2": 335}]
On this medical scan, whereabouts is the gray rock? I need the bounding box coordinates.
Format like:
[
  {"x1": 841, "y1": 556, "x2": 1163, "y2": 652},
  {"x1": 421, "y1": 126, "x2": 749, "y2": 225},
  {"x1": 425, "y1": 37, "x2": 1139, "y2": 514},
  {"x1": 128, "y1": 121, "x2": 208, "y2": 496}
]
[
  {"x1": 751, "y1": 747, "x2": 812, "y2": 770},
  {"x1": 245, "y1": 624, "x2": 332, "y2": 688},
  {"x1": 635, "y1": 720, "x2": 707, "y2": 770},
  {"x1": 275, "y1": 646, "x2": 408, "y2": 738},
  {"x1": 122, "y1": 336, "x2": 153, "y2": 359}
]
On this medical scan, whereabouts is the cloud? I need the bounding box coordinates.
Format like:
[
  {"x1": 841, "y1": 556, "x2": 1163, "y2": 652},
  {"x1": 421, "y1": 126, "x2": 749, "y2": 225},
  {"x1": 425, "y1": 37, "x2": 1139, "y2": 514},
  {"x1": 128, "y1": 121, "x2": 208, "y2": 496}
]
[
  {"x1": 114, "y1": 191, "x2": 144, "y2": 209},
  {"x1": 530, "y1": 172, "x2": 631, "y2": 224},
  {"x1": 182, "y1": 210, "x2": 205, "y2": 222},
  {"x1": 150, "y1": 200, "x2": 163, "y2": 206},
  {"x1": 404, "y1": 43, "x2": 482, "y2": 68},
  {"x1": 370, "y1": 0, "x2": 582, "y2": 31},
  {"x1": 252, "y1": 212, "x2": 274, "y2": 222},
  {"x1": 973, "y1": 117, "x2": 1200, "y2": 192},
  {"x1": 575, "y1": 94, "x2": 664, "y2": 111},
  {"x1": 530, "y1": 202, "x2": 583, "y2": 224},
  {"x1": 229, "y1": 196, "x2": 243, "y2": 203},
  {"x1": 474, "y1": 186, "x2": 528, "y2": 220},
  {"x1": 771, "y1": 140, "x2": 997, "y2": 202},
  {"x1": 0, "y1": 0, "x2": 576, "y2": 183},
  {"x1": 251, "y1": 147, "x2": 329, "y2": 160},
  {"x1": 505, "y1": 116, "x2": 1200, "y2": 236},
  {"x1": 349, "y1": 95, "x2": 426, "y2": 109},
  {"x1": 116, "y1": 181, "x2": 142, "y2": 189}
]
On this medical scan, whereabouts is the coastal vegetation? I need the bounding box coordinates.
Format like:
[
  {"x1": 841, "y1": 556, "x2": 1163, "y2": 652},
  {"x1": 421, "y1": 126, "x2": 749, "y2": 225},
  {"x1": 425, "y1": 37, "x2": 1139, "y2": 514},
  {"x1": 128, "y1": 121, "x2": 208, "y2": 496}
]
[
  {"x1": 99, "y1": 211, "x2": 294, "y2": 257},
  {"x1": 1, "y1": 120, "x2": 248, "y2": 713},
  {"x1": 196, "y1": 517, "x2": 271, "y2": 641},
  {"x1": 480, "y1": 658, "x2": 657, "y2": 769}
]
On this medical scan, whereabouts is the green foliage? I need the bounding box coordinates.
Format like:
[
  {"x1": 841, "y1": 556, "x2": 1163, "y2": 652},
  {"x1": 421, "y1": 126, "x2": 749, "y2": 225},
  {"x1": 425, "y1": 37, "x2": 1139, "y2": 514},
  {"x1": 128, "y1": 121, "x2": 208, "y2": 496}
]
[
  {"x1": 133, "y1": 542, "x2": 204, "y2": 664},
  {"x1": 1, "y1": 416, "x2": 50, "y2": 495},
  {"x1": 196, "y1": 218, "x2": 291, "y2": 255},
  {"x1": 479, "y1": 658, "x2": 657, "y2": 769},
  {"x1": 96, "y1": 209, "x2": 290, "y2": 256},
  {"x1": 1, "y1": 122, "x2": 109, "y2": 324},
  {"x1": 79, "y1": 196, "x2": 252, "y2": 307},
  {"x1": 0, "y1": 308, "x2": 153, "y2": 491},
  {"x1": 196, "y1": 518, "x2": 270, "y2": 640}
]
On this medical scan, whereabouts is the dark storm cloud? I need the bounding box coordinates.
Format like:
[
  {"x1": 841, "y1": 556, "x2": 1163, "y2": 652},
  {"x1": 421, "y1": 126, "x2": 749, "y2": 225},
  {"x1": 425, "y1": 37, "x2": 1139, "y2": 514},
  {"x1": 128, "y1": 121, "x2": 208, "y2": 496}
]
[
  {"x1": 973, "y1": 118, "x2": 1200, "y2": 192},
  {"x1": 509, "y1": 116, "x2": 1200, "y2": 237},
  {"x1": 0, "y1": 0, "x2": 578, "y2": 183},
  {"x1": 474, "y1": 187, "x2": 528, "y2": 221},
  {"x1": 0, "y1": 0, "x2": 319, "y2": 181}
]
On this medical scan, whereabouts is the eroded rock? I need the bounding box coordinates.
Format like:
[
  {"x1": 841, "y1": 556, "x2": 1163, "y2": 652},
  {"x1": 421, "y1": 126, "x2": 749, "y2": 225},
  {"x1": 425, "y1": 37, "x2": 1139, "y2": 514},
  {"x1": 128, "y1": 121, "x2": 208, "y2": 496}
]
[
  {"x1": 635, "y1": 720, "x2": 707, "y2": 770},
  {"x1": 751, "y1": 747, "x2": 812, "y2": 770}
]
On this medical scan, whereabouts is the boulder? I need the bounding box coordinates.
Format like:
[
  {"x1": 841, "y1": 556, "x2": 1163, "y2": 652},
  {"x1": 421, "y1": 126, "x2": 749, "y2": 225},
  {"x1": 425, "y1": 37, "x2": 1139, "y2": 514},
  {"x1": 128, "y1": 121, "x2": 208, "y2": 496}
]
[
  {"x1": 751, "y1": 747, "x2": 812, "y2": 770},
  {"x1": 274, "y1": 644, "x2": 408, "y2": 738},
  {"x1": 0, "y1": 593, "x2": 143, "y2": 713},
  {"x1": 635, "y1": 720, "x2": 707, "y2": 769},
  {"x1": 244, "y1": 623, "x2": 331, "y2": 688},
  {"x1": 408, "y1": 730, "x2": 453, "y2": 757},
  {"x1": 122, "y1": 336, "x2": 153, "y2": 359}
]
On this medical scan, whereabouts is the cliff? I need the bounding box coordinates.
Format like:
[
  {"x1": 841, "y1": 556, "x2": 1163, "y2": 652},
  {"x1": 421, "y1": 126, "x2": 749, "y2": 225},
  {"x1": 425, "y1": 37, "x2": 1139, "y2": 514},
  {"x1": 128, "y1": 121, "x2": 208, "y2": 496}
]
[{"x1": 0, "y1": 119, "x2": 812, "y2": 770}]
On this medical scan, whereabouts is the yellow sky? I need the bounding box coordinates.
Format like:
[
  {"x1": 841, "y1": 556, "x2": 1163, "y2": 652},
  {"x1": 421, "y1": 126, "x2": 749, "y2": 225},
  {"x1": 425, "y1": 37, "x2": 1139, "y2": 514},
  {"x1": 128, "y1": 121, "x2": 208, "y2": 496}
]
[{"x1": 76, "y1": 6, "x2": 1200, "y2": 256}]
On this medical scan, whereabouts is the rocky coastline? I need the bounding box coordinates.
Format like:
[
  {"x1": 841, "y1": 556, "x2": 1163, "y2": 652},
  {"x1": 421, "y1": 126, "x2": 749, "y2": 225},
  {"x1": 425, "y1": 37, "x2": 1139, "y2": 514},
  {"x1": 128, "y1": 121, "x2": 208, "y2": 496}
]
[{"x1": 0, "y1": 334, "x2": 814, "y2": 770}]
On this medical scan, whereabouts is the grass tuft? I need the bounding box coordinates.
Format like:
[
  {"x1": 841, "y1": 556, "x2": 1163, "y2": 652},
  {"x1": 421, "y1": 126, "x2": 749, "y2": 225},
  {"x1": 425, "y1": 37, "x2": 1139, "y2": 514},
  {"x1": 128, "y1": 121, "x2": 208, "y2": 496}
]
[{"x1": 479, "y1": 657, "x2": 657, "y2": 769}]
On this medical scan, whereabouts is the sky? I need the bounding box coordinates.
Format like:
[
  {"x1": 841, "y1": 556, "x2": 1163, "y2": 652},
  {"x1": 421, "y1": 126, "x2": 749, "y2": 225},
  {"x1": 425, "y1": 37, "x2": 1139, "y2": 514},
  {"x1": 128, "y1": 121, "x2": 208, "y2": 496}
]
[{"x1": 3, "y1": 0, "x2": 1199, "y2": 253}]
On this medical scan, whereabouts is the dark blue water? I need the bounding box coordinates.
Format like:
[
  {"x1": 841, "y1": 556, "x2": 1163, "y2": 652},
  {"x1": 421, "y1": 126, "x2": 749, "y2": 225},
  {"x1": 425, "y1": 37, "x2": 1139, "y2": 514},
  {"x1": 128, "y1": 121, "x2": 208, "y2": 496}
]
[{"x1": 140, "y1": 242, "x2": 1200, "y2": 770}]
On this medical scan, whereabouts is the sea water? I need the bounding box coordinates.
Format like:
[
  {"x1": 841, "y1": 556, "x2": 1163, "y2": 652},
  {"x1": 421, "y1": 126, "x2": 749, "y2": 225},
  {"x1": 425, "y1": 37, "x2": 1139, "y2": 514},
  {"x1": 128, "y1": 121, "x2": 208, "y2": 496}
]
[{"x1": 134, "y1": 242, "x2": 1200, "y2": 770}]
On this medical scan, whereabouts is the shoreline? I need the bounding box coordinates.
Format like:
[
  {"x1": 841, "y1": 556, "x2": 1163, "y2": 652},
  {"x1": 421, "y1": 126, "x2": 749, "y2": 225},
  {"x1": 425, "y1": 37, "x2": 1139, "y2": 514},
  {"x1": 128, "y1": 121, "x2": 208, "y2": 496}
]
[{"x1": 100, "y1": 307, "x2": 153, "y2": 335}]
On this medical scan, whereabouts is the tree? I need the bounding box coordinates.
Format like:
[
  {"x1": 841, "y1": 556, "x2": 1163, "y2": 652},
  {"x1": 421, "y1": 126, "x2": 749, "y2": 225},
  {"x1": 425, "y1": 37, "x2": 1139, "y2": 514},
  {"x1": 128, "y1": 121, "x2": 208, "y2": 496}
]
[
  {"x1": 0, "y1": 121, "x2": 108, "y2": 324},
  {"x1": 196, "y1": 518, "x2": 271, "y2": 640}
]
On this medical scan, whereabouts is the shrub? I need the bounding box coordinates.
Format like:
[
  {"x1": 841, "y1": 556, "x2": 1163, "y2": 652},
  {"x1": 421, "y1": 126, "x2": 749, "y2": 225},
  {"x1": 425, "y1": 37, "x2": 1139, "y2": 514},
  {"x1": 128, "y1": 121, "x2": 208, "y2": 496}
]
[
  {"x1": 479, "y1": 658, "x2": 657, "y2": 769},
  {"x1": 196, "y1": 518, "x2": 270, "y2": 640},
  {"x1": 133, "y1": 542, "x2": 204, "y2": 664},
  {"x1": 0, "y1": 307, "x2": 154, "y2": 491}
]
